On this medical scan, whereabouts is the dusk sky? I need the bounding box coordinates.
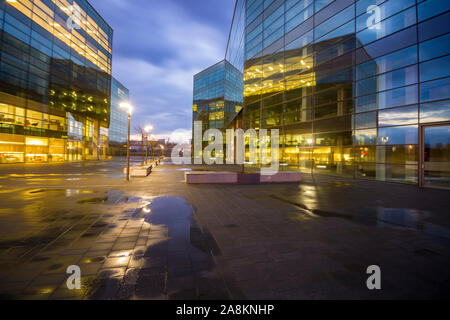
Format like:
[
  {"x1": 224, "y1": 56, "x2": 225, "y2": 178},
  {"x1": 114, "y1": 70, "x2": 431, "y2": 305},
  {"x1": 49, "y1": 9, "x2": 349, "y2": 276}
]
[{"x1": 93, "y1": 0, "x2": 236, "y2": 142}]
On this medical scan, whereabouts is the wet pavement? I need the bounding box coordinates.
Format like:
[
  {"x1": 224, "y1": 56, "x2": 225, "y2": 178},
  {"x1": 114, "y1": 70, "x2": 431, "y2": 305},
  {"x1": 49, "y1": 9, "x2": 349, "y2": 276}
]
[{"x1": 0, "y1": 159, "x2": 450, "y2": 299}]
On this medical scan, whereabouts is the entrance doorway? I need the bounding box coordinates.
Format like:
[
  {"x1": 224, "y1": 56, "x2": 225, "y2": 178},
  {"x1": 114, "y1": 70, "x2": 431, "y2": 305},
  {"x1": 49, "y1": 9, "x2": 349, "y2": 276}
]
[{"x1": 420, "y1": 124, "x2": 450, "y2": 189}]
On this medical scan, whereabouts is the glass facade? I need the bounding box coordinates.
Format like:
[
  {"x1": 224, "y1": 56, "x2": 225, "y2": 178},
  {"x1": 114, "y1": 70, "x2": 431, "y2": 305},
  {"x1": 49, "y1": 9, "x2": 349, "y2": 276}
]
[
  {"x1": 109, "y1": 77, "x2": 129, "y2": 156},
  {"x1": 193, "y1": 59, "x2": 244, "y2": 133},
  {"x1": 240, "y1": 0, "x2": 450, "y2": 185},
  {"x1": 0, "y1": 0, "x2": 113, "y2": 163}
]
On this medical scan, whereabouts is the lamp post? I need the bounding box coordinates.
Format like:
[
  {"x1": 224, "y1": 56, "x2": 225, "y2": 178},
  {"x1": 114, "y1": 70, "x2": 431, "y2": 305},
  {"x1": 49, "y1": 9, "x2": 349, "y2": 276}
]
[
  {"x1": 144, "y1": 125, "x2": 153, "y2": 165},
  {"x1": 120, "y1": 102, "x2": 133, "y2": 181},
  {"x1": 160, "y1": 145, "x2": 165, "y2": 158},
  {"x1": 151, "y1": 137, "x2": 155, "y2": 160}
]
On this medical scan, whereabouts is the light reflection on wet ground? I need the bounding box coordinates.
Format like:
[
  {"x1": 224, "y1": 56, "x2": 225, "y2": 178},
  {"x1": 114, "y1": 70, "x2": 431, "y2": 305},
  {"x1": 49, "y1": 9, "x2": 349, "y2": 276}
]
[
  {"x1": 267, "y1": 187, "x2": 450, "y2": 246},
  {"x1": 1, "y1": 160, "x2": 450, "y2": 299},
  {"x1": 84, "y1": 196, "x2": 225, "y2": 300},
  {"x1": 0, "y1": 192, "x2": 228, "y2": 300}
]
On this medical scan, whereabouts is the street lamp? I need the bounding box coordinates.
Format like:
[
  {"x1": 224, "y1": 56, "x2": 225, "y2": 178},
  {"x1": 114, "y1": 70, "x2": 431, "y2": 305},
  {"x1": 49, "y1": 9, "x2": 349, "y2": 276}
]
[
  {"x1": 144, "y1": 125, "x2": 153, "y2": 165},
  {"x1": 159, "y1": 145, "x2": 165, "y2": 158},
  {"x1": 120, "y1": 102, "x2": 133, "y2": 181}
]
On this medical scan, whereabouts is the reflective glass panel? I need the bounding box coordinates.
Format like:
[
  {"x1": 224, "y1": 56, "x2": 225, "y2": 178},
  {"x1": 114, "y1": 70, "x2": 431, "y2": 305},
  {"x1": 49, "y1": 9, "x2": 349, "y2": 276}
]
[
  {"x1": 378, "y1": 105, "x2": 418, "y2": 127},
  {"x1": 424, "y1": 125, "x2": 450, "y2": 188},
  {"x1": 378, "y1": 125, "x2": 418, "y2": 145}
]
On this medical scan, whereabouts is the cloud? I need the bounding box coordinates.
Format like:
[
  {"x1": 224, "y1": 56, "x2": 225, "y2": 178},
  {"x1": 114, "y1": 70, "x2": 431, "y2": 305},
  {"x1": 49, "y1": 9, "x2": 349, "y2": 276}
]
[
  {"x1": 92, "y1": 0, "x2": 234, "y2": 137},
  {"x1": 131, "y1": 128, "x2": 191, "y2": 145}
]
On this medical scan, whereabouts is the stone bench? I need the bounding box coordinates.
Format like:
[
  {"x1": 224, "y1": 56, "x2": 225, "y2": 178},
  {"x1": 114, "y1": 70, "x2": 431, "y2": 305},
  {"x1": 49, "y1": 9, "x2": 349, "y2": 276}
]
[
  {"x1": 260, "y1": 172, "x2": 302, "y2": 183},
  {"x1": 185, "y1": 172, "x2": 238, "y2": 184},
  {"x1": 123, "y1": 165, "x2": 152, "y2": 177},
  {"x1": 185, "y1": 171, "x2": 301, "y2": 184}
]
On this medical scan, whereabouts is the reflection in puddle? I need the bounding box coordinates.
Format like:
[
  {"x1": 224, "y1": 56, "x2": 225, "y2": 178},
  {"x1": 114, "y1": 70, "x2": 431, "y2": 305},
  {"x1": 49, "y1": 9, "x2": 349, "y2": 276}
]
[
  {"x1": 133, "y1": 197, "x2": 220, "y2": 255},
  {"x1": 86, "y1": 196, "x2": 224, "y2": 300},
  {"x1": 76, "y1": 190, "x2": 144, "y2": 205},
  {"x1": 77, "y1": 196, "x2": 108, "y2": 204},
  {"x1": 65, "y1": 189, "x2": 95, "y2": 197},
  {"x1": 273, "y1": 194, "x2": 450, "y2": 246}
]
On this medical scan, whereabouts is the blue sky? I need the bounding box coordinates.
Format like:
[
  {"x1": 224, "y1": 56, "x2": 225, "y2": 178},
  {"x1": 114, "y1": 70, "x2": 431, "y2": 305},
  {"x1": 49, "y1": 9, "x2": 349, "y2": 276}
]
[{"x1": 93, "y1": 0, "x2": 236, "y2": 142}]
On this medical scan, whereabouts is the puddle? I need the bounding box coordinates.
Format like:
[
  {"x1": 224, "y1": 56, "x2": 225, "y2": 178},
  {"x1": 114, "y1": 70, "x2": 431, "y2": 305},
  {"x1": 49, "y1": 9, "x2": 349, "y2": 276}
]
[
  {"x1": 273, "y1": 195, "x2": 450, "y2": 246},
  {"x1": 77, "y1": 196, "x2": 109, "y2": 204},
  {"x1": 7, "y1": 189, "x2": 98, "y2": 201},
  {"x1": 133, "y1": 196, "x2": 221, "y2": 255},
  {"x1": 77, "y1": 190, "x2": 145, "y2": 205},
  {"x1": 86, "y1": 196, "x2": 224, "y2": 299}
]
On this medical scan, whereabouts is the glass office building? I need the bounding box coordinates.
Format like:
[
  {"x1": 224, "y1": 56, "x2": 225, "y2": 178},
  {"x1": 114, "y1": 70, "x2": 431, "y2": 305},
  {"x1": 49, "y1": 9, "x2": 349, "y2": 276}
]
[
  {"x1": 239, "y1": 0, "x2": 450, "y2": 187},
  {"x1": 193, "y1": 60, "x2": 243, "y2": 160},
  {"x1": 0, "y1": 0, "x2": 112, "y2": 163},
  {"x1": 193, "y1": 59, "x2": 244, "y2": 133},
  {"x1": 109, "y1": 77, "x2": 128, "y2": 156}
]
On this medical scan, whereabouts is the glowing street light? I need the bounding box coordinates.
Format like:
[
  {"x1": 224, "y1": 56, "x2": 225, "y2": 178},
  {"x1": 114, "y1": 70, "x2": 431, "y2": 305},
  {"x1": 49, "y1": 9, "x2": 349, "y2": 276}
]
[{"x1": 120, "y1": 102, "x2": 133, "y2": 181}]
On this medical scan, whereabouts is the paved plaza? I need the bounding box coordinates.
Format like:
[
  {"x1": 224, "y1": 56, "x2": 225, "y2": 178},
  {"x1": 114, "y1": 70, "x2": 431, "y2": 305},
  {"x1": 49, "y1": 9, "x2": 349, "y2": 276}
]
[{"x1": 0, "y1": 159, "x2": 449, "y2": 299}]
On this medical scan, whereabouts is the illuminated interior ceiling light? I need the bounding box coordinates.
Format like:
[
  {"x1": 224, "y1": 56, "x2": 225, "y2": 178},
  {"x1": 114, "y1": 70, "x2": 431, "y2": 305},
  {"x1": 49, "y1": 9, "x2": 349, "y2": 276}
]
[
  {"x1": 307, "y1": 82, "x2": 311, "y2": 86},
  {"x1": 301, "y1": 60, "x2": 306, "y2": 65},
  {"x1": 6, "y1": 0, "x2": 18, "y2": 3},
  {"x1": 307, "y1": 66, "x2": 311, "y2": 69},
  {"x1": 268, "y1": 66, "x2": 274, "y2": 71}
]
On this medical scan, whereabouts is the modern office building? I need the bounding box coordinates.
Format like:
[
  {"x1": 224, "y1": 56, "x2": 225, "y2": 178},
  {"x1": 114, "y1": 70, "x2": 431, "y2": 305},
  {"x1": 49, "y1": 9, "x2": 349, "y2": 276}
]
[
  {"x1": 109, "y1": 77, "x2": 129, "y2": 156},
  {"x1": 234, "y1": 0, "x2": 450, "y2": 188},
  {"x1": 193, "y1": 59, "x2": 244, "y2": 132},
  {"x1": 0, "y1": 0, "x2": 113, "y2": 163},
  {"x1": 193, "y1": 59, "x2": 243, "y2": 158}
]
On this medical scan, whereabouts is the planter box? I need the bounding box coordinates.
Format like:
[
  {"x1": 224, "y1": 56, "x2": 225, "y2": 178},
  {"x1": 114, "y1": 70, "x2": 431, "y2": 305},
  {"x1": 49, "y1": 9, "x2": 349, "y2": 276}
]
[
  {"x1": 260, "y1": 172, "x2": 302, "y2": 183},
  {"x1": 185, "y1": 172, "x2": 238, "y2": 184},
  {"x1": 185, "y1": 171, "x2": 302, "y2": 184},
  {"x1": 237, "y1": 173, "x2": 261, "y2": 184}
]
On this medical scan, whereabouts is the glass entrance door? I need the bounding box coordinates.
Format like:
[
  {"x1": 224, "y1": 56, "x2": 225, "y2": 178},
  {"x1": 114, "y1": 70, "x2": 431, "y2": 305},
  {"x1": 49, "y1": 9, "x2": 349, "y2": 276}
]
[{"x1": 422, "y1": 124, "x2": 450, "y2": 188}]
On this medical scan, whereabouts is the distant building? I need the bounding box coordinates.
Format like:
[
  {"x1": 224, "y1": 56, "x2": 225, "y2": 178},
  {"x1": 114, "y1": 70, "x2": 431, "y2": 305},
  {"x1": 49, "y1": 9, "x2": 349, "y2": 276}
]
[
  {"x1": 109, "y1": 78, "x2": 129, "y2": 156},
  {"x1": 193, "y1": 59, "x2": 243, "y2": 159}
]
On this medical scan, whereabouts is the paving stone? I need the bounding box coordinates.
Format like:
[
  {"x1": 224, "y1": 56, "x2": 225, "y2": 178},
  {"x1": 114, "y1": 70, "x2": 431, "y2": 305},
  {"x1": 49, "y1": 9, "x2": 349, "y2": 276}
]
[{"x1": 0, "y1": 160, "x2": 449, "y2": 300}]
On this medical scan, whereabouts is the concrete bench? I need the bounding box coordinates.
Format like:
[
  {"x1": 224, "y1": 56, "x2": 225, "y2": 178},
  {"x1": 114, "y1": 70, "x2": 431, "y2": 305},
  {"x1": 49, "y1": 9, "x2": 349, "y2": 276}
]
[
  {"x1": 185, "y1": 171, "x2": 301, "y2": 184},
  {"x1": 185, "y1": 172, "x2": 238, "y2": 184},
  {"x1": 260, "y1": 172, "x2": 302, "y2": 183},
  {"x1": 123, "y1": 165, "x2": 152, "y2": 177}
]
